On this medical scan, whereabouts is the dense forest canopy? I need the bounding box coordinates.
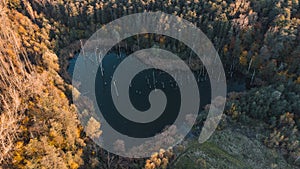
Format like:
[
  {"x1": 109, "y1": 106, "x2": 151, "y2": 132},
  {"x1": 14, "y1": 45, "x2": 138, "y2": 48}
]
[{"x1": 0, "y1": 0, "x2": 299, "y2": 168}]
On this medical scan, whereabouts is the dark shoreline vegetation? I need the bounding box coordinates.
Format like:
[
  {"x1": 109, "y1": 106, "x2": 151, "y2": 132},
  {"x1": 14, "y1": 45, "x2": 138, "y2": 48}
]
[{"x1": 0, "y1": 0, "x2": 299, "y2": 168}]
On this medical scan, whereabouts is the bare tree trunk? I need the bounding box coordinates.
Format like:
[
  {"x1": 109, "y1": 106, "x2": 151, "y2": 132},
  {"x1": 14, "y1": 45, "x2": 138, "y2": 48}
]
[{"x1": 0, "y1": 1, "x2": 34, "y2": 164}]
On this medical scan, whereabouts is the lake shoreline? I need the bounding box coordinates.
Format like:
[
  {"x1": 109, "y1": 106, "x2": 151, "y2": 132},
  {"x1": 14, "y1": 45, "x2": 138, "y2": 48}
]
[{"x1": 58, "y1": 39, "x2": 87, "y2": 83}]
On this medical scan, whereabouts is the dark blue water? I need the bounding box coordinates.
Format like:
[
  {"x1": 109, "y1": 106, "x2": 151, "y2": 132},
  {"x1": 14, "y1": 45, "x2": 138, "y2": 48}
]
[{"x1": 68, "y1": 53, "x2": 244, "y2": 138}]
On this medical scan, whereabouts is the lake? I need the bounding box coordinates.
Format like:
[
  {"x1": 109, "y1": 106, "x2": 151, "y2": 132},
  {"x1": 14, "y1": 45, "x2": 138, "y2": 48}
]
[{"x1": 68, "y1": 52, "x2": 245, "y2": 138}]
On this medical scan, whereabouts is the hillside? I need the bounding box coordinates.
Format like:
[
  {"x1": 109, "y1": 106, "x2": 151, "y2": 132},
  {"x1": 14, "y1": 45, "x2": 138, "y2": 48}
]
[{"x1": 0, "y1": 0, "x2": 299, "y2": 168}]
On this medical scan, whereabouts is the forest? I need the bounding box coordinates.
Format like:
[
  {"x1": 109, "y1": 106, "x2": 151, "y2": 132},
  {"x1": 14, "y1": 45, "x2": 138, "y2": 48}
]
[{"x1": 0, "y1": 0, "x2": 299, "y2": 168}]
